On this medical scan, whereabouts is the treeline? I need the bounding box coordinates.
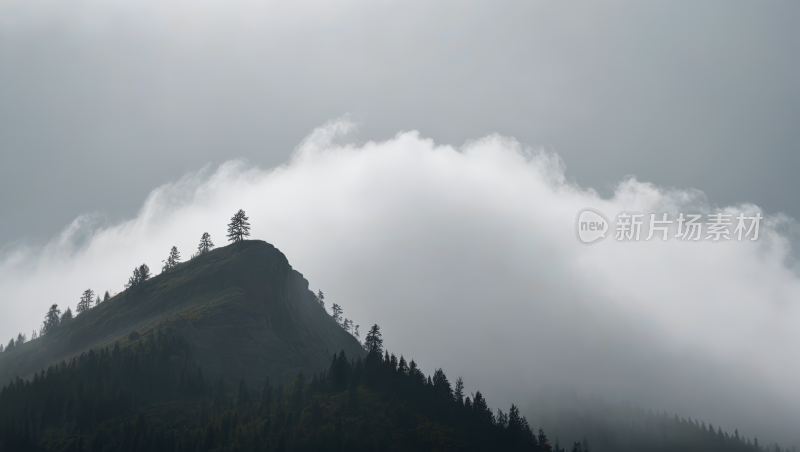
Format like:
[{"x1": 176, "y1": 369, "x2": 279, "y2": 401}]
[
  {"x1": 0, "y1": 330, "x2": 204, "y2": 451},
  {"x1": 2, "y1": 209, "x2": 250, "y2": 354},
  {"x1": 538, "y1": 401, "x2": 779, "y2": 452},
  {"x1": 0, "y1": 326, "x2": 568, "y2": 452},
  {"x1": 0, "y1": 325, "x2": 779, "y2": 452}
]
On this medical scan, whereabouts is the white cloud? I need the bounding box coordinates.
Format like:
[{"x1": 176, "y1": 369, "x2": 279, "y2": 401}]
[{"x1": 1, "y1": 119, "x2": 799, "y2": 444}]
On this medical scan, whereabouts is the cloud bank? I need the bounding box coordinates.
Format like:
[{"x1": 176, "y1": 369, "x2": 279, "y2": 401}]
[{"x1": 2, "y1": 120, "x2": 799, "y2": 444}]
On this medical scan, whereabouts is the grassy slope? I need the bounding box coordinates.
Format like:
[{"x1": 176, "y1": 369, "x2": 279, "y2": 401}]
[{"x1": 0, "y1": 240, "x2": 363, "y2": 387}]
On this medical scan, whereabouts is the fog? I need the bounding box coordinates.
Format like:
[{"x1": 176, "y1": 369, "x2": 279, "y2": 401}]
[
  {"x1": 2, "y1": 120, "x2": 800, "y2": 445},
  {"x1": 3, "y1": 0, "x2": 800, "y2": 242}
]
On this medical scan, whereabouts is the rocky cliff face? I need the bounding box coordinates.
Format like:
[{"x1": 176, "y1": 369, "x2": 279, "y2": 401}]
[{"x1": 0, "y1": 240, "x2": 363, "y2": 386}]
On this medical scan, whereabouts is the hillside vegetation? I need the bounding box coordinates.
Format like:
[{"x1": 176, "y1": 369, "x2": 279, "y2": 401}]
[
  {"x1": 0, "y1": 240, "x2": 784, "y2": 451},
  {"x1": 0, "y1": 241, "x2": 363, "y2": 390}
]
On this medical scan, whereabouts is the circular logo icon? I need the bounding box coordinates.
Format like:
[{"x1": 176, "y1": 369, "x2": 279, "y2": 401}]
[{"x1": 575, "y1": 208, "x2": 610, "y2": 245}]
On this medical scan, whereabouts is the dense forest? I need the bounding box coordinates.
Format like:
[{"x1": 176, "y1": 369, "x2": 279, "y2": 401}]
[
  {"x1": 0, "y1": 326, "x2": 783, "y2": 452},
  {"x1": 0, "y1": 326, "x2": 554, "y2": 451}
]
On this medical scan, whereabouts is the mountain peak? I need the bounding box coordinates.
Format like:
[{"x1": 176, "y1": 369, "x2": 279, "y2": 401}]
[{"x1": 0, "y1": 240, "x2": 363, "y2": 386}]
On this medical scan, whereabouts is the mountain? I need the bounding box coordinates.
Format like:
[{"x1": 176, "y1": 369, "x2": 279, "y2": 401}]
[
  {"x1": 0, "y1": 240, "x2": 364, "y2": 388},
  {"x1": 0, "y1": 240, "x2": 548, "y2": 452},
  {"x1": 0, "y1": 241, "x2": 784, "y2": 452}
]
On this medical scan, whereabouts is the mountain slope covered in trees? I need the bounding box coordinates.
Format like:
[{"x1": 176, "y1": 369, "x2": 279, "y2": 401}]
[{"x1": 0, "y1": 240, "x2": 363, "y2": 389}]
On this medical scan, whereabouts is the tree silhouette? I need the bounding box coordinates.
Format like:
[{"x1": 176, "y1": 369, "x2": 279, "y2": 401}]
[
  {"x1": 41, "y1": 304, "x2": 61, "y2": 335},
  {"x1": 161, "y1": 246, "x2": 181, "y2": 272},
  {"x1": 538, "y1": 428, "x2": 552, "y2": 451},
  {"x1": 77, "y1": 289, "x2": 94, "y2": 314},
  {"x1": 60, "y1": 307, "x2": 73, "y2": 324},
  {"x1": 454, "y1": 377, "x2": 465, "y2": 407},
  {"x1": 364, "y1": 324, "x2": 383, "y2": 357},
  {"x1": 227, "y1": 209, "x2": 251, "y2": 242},
  {"x1": 398, "y1": 355, "x2": 409, "y2": 375},
  {"x1": 331, "y1": 303, "x2": 343, "y2": 326},
  {"x1": 316, "y1": 290, "x2": 325, "y2": 309},
  {"x1": 198, "y1": 232, "x2": 215, "y2": 254},
  {"x1": 125, "y1": 264, "x2": 151, "y2": 289},
  {"x1": 432, "y1": 368, "x2": 452, "y2": 403},
  {"x1": 126, "y1": 267, "x2": 141, "y2": 288},
  {"x1": 508, "y1": 404, "x2": 523, "y2": 438},
  {"x1": 15, "y1": 333, "x2": 26, "y2": 346},
  {"x1": 104, "y1": 290, "x2": 110, "y2": 302},
  {"x1": 472, "y1": 391, "x2": 494, "y2": 425}
]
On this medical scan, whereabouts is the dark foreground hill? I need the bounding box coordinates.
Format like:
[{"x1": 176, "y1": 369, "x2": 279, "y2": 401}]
[
  {"x1": 0, "y1": 240, "x2": 364, "y2": 388},
  {"x1": 0, "y1": 241, "x2": 784, "y2": 452}
]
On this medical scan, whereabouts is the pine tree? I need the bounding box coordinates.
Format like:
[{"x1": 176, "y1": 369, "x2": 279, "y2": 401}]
[
  {"x1": 508, "y1": 404, "x2": 523, "y2": 437},
  {"x1": 77, "y1": 289, "x2": 94, "y2": 314},
  {"x1": 125, "y1": 264, "x2": 150, "y2": 289},
  {"x1": 331, "y1": 303, "x2": 343, "y2": 326},
  {"x1": 496, "y1": 409, "x2": 508, "y2": 428},
  {"x1": 316, "y1": 290, "x2": 325, "y2": 309},
  {"x1": 398, "y1": 355, "x2": 409, "y2": 375},
  {"x1": 61, "y1": 307, "x2": 73, "y2": 324},
  {"x1": 161, "y1": 246, "x2": 181, "y2": 272},
  {"x1": 126, "y1": 267, "x2": 141, "y2": 289},
  {"x1": 432, "y1": 368, "x2": 452, "y2": 402},
  {"x1": 198, "y1": 232, "x2": 215, "y2": 254},
  {"x1": 408, "y1": 359, "x2": 425, "y2": 385},
  {"x1": 364, "y1": 324, "x2": 383, "y2": 357},
  {"x1": 139, "y1": 263, "x2": 151, "y2": 280},
  {"x1": 95, "y1": 295, "x2": 101, "y2": 306},
  {"x1": 227, "y1": 209, "x2": 251, "y2": 242},
  {"x1": 454, "y1": 377, "x2": 465, "y2": 407},
  {"x1": 42, "y1": 304, "x2": 61, "y2": 335},
  {"x1": 104, "y1": 290, "x2": 110, "y2": 302},
  {"x1": 354, "y1": 324, "x2": 360, "y2": 340},
  {"x1": 16, "y1": 333, "x2": 26, "y2": 346},
  {"x1": 472, "y1": 391, "x2": 494, "y2": 425},
  {"x1": 31, "y1": 330, "x2": 37, "y2": 341},
  {"x1": 538, "y1": 428, "x2": 551, "y2": 451}
]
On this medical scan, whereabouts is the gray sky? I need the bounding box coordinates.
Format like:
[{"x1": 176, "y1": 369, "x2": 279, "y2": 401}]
[
  {"x1": 2, "y1": 1, "x2": 799, "y2": 244},
  {"x1": 3, "y1": 0, "x2": 800, "y2": 447}
]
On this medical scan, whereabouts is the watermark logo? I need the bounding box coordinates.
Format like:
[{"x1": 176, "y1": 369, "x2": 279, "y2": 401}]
[
  {"x1": 574, "y1": 208, "x2": 762, "y2": 244},
  {"x1": 575, "y1": 208, "x2": 610, "y2": 245}
]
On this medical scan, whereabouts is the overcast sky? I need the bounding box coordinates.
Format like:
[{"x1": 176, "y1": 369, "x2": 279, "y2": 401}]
[{"x1": 2, "y1": 0, "x2": 800, "y2": 447}]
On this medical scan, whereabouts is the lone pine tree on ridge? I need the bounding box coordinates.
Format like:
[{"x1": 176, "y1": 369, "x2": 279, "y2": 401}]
[
  {"x1": 77, "y1": 288, "x2": 94, "y2": 314},
  {"x1": 197, "y1": 232, "x2": 215, "y2": 254},
  {"x1": 227, "y1": 209, "x2": 251, "y2": 242},
  {"x1": 331, "y1": 303, "x2": 343, "y2": 327},
  {"x1": 161, "y1": 246, "x2": 181, "y2": 272},
  {"x1": 41, "y1": 304, "x2": 61, "y2": 335},
  {"x1": 60, "y1": 307, "x2": 73, "y2": 324},
  {"x1": 125, "y1": 264, "x2": 151, "y2": 289}
]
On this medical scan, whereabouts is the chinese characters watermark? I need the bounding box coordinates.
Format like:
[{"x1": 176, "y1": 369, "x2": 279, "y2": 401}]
[{"x1": 575, "y1": 208, "x2": 762, "y2": 245}]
